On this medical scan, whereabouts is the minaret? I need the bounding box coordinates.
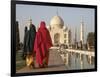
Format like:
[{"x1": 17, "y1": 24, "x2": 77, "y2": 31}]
[
  {"x1": 75, "y1": 28, "x2": 77, "y2": 49},
  {"x1": 75, "y1": 28, "x2": 77, "y2": 44},
  {"x1": 80, "y1": 17, "x2": 84, "y2": 47},
  {"x1": 68, "y1": 28, "x2": 71, "y2": 47},
  {"x1": 29, "y1": 17, "x2": 32, "y2": 25},
  {"x1": 27, "y1": 17, "x2": 32, "y2": 30}
]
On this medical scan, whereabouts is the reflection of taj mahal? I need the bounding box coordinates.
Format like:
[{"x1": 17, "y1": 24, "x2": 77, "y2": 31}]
[{"x1": 47, "y1": 15, "x2": 71, "y2": 47}]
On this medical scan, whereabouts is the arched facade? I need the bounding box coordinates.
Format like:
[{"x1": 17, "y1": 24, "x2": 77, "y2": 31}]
[
  {"x1": 54, "y1": 33, "x2": 60, "y2": 45},
  {"x1": 48, "y1": 15, "x2": 71, "y2": 47}
]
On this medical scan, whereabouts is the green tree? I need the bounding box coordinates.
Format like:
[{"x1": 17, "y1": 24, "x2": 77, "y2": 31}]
[{"x1": 87, "y1": 32, "x2": 95, "y2": 46}]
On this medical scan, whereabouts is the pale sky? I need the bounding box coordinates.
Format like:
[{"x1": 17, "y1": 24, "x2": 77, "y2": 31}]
[{"x1": 16, "y1": 4, "x2": 95, "y2": 43}]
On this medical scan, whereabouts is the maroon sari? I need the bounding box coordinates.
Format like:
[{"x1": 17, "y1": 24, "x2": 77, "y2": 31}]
[{"x1": 34, "y1": 21, "x2": 52, "y2": 67}]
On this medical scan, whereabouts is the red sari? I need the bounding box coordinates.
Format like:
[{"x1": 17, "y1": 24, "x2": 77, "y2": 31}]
[{"x1": 34, "y1": 21, "x2": 52, "y2": 67}]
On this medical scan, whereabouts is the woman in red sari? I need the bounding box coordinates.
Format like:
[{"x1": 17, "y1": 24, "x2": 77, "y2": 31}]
[{"x1": 34, "y1": 21, "x2": 52, "y2": 68}]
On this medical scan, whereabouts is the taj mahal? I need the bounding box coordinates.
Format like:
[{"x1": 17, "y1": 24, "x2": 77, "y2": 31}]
[
  {"x1": 47, "y1": 15, "x2": 71, "y2": 48},
  {"x1": 24, "y1": 15, "x2": 84, "y2": 49}
]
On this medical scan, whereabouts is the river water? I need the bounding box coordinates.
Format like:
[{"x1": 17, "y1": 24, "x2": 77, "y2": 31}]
[{"x1": 60, "y1": 51, "x2": 95, "y2": 70}]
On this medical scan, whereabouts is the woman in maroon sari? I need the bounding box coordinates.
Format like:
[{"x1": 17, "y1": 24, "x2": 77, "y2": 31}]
[{"x1": 34, "y1": 21, "x2": 52, "y2": 68}]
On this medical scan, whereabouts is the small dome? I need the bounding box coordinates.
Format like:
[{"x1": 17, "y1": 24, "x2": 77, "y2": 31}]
[
  {"x1": 63, "y1": 26, "x2": 67, "y2": 30},
  {"x1": 50, "y1": 16, "x2": 64, "y2": 28},
  {"x1": 63, "y1": 26, "x2": 68, "y2": 32}
]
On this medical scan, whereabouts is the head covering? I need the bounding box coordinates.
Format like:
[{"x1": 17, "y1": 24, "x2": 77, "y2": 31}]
[
  {"x1": 39, "y1": 21, "x2": 46, "y2": 29},
  {"x1": 39, "y1": 21, "x2": 52, "y2": 49},
  {"x1": 34, "y1": 21, "x2": 52, "y2": 66},
  {"x1": 25, "y1": 26, "x2": 27, "y2": 33}
]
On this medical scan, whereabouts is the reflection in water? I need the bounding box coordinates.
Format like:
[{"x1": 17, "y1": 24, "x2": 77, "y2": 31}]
[
  {"x1": 86, "y1": 55, "x2": 95, "y2": 65},
  {"x1": 60, "y1": 50, "x2": 95, "y2": 70},
  {"x1": 79, "y1": 54, "x2": 84, "y2": 69}
]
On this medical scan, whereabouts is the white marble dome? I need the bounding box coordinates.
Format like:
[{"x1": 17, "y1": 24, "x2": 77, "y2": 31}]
[{"x1": 50, "y1": 15, "x2": 64, "y2": 28}]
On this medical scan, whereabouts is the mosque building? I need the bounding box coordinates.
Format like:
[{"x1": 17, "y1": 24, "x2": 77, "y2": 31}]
[
  {"x1": 47, "y1": 15, "x2": 72, "y2": 48},
  {"x1": 28, "y1": 15, "x2": 85, "y2": 49}
]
